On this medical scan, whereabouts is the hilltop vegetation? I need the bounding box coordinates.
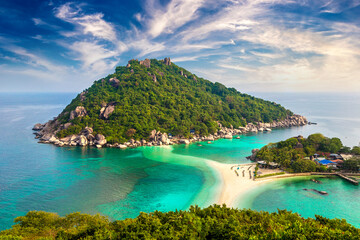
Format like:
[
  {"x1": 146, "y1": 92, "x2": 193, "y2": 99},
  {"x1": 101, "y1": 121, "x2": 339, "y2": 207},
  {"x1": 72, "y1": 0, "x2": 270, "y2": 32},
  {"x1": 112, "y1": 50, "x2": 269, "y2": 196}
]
[
  {"x1": 1, "y1": 205, "x2": 359, "y2": 239},
  {"x1": 50, "y1": 58, "x2": 292, "y2": 143},
  {"x1": 255, "y1": 133, "x2": 359, "y2": 173}
]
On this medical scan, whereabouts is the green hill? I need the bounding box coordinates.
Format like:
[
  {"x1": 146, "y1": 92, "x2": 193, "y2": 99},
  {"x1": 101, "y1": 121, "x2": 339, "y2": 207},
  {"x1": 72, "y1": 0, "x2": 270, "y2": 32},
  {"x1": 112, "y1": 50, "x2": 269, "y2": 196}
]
[
  {"x1": 1, "y1": 205, "x2": 359, "y2": 239},
  {"x1": 35, "y1": 58, "x2": 295, "y2": 145}
]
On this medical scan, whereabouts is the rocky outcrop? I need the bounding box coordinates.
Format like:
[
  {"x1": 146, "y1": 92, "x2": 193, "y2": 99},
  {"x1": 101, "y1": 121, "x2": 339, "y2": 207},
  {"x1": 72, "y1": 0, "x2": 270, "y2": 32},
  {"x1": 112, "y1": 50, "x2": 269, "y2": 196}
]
[
  {"x1": 32, "y1": 123, "x2": 44, "y2": 131},
  {"x1": 164, "y1": 57, "x2": 171, "y2": 66},
  {"x1": 33, "y1": 114, "x2": 307, "y2": 149},
  {"x1": 140, "y1": 59, "x2": 151, "y2": 68},
  {"x1": 109, "y1": 78, "x2": 120, "y2": 88},
  {"x1": 94, "y1": 134, "x2": 107, "y2": 146},
  {"x1": 247, "y1": 149, "x2": 260, "y2": 161},
  {"x1": 79, "y1": 91, "x2": 87, "y2": 101},
  {"x1": 69, "y1": 106, "x2": 87, "y2": 120},
  {"x1": 99, "y1": 103, "x2": 116, "y2": 119}
]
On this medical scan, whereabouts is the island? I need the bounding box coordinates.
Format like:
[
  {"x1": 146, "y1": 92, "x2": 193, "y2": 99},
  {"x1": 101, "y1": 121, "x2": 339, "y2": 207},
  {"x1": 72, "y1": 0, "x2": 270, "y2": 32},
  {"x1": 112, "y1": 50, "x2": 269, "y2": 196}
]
[{"x1": 32, "y1": 57, "x2": 307, "y2": 148}]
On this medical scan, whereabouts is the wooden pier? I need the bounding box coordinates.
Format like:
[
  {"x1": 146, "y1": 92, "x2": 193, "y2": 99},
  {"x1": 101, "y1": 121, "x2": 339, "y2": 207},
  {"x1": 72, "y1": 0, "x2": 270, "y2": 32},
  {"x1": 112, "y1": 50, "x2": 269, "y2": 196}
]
[{"x1": 336, "y1": 174, "x2": 359, "y2": 185}]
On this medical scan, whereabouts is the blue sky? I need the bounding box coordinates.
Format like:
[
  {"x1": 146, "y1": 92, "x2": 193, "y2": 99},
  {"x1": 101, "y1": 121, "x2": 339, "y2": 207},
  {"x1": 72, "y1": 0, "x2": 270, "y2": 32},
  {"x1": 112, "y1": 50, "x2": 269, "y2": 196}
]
[{"x1": 0, "y1": 0, "x2": 359, "y2": 92}]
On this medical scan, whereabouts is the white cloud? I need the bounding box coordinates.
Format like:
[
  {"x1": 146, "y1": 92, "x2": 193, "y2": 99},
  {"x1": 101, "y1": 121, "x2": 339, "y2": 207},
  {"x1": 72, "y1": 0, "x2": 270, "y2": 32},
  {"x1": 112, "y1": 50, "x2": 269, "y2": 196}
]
[
  {"x1": 144, "y1": 0, "x2": 205, "y2": 37},
  {"x1": 55, "y1": 3, "x2": 117, "y2": 42},
  {"x1": 32, "y1": 18, "x2": 46, "y2": 25},
  {"x1": 68, "y1": 41, "x2": 119, "y2": 72}
]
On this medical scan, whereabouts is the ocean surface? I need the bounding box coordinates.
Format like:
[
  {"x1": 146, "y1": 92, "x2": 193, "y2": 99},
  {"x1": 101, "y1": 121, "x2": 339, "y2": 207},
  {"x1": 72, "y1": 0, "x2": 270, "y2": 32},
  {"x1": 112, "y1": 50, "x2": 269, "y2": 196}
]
[{"x1": 0, "y1": 92, "x2": 359, "y2": 230}]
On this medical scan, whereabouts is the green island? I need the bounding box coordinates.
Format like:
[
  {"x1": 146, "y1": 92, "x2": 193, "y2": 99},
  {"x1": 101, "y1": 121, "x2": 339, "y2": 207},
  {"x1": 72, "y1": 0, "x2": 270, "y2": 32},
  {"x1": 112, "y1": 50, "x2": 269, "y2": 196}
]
[
  {"x1": 252, "y1": 133, "x2": 360, "y2": 174},
  {"x1": 32, "y1": 58, "x2": 307, "y2": 148},
  {"x1": 1, "y1": 205, "x2": 359, "y2": 239}
]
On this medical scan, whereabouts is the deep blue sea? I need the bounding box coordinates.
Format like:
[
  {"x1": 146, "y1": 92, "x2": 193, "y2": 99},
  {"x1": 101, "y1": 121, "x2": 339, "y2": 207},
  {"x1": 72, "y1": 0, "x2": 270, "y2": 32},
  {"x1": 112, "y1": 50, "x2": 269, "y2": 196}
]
[{"x1": 0, "y1": 92, "x2": 359, "y2": 230}]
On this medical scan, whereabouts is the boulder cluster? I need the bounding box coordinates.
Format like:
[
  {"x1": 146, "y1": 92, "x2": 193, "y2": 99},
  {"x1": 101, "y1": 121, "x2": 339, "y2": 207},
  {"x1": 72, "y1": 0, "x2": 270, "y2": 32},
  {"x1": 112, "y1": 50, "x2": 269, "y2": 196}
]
[
  {"x1": 139, "y1": 59, "x2": 151, "y2": 68},
  {"x1": 33, "y1": 114, "x2": 307, "y2": 149},
  {"x1": 69, "y1": 106, "x2": 87, "y2": 120},
  {"x1": 99, "y1": 102, "x2": 116, "y2": 119},
  {"x1": 163, "y1": 57, "x2": 171, "y2": 66},
  {"x1": 33, "y1": 124, "x2": 107, "y2": 148}
]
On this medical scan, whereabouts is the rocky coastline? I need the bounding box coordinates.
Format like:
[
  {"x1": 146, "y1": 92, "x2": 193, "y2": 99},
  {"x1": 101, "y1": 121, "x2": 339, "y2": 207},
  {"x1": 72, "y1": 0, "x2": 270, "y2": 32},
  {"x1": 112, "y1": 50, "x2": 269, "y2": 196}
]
[{"x1": 32, "y1": 115, "x2": 307, "y2": 149}]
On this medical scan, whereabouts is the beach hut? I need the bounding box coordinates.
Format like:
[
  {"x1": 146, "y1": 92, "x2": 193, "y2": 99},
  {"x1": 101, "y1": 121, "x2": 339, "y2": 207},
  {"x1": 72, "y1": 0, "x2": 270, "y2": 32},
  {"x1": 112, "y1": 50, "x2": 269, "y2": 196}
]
[
  {"x1": 257, "y1": 161, "x2": 267, "y2": 168},
  {"x1": 268, "y1": 162, "x2": 280, "y2": 169}
]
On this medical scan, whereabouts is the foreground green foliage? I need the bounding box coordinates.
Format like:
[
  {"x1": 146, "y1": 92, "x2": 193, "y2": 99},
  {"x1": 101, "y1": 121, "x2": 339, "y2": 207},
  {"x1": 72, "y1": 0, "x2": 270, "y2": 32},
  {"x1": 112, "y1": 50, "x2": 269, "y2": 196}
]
[
  {"x1": 1, "y1": 205, "x2": 359, "y2": 239},
  {"x1": 256, "y1": 133, "x2": 345, "y2": 173},
  {"x1": 56, "y1": 59, "x2": 291, "y2": 143}
]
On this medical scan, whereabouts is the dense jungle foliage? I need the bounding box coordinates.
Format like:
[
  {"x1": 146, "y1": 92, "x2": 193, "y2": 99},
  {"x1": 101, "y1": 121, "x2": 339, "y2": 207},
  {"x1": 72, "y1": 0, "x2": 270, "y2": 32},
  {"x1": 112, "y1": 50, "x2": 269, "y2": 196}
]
[
  {"x1": 1, "y1": 205, "x2": 359, "y2": 239},
  {"x1": 256, "y1": 133, "x2": 359, "y2": 173},
  {"x1": 55, "y1": 59, "x2": 292, "y2": 143}
]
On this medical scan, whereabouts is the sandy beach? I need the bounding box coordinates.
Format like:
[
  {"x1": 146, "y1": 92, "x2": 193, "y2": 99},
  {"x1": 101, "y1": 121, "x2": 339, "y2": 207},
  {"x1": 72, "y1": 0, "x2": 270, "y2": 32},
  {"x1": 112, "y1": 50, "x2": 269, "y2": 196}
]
[{"x1": 207, "y1": 161, "x2": 311, "y2": 207}]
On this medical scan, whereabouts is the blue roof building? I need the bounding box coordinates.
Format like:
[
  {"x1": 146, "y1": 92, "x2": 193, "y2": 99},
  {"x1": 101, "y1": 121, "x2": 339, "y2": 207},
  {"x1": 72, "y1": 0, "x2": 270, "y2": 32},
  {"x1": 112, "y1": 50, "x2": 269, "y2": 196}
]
[{"x1": 319, "y1": 159, "x2": 334, "y2": 165}]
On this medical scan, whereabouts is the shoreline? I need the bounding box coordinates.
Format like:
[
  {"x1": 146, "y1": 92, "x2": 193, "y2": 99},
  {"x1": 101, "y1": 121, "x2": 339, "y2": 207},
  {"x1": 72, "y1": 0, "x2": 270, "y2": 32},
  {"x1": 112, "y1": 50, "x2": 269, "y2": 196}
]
[
  {"x1": 32, "y1": 115, "x2": 308, "y2": 149},
  {"x1": 206, "y1": 161, "x2": 327, "y2": 208}
]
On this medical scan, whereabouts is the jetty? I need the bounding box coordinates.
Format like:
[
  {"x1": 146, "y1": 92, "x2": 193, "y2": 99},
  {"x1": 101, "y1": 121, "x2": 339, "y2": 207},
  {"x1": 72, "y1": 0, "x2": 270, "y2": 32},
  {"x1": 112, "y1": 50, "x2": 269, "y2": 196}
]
[
  {"x1": 337, "y1": 173, "x2": 359, "y2": 185},
  {"x1": 311, "y1": 172, "x2": 359, "y2": 185}
]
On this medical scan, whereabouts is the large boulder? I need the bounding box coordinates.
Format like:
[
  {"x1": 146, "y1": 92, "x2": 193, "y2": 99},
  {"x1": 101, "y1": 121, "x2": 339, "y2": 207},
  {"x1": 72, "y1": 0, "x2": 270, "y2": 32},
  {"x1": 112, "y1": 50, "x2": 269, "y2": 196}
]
[
  {"x1": 160, "y1": 133, "x2": 168, "y2": 144},
  {"x1": 224, "y1": 134, "x2": 233, "y2": 139},
  {"x1": 79, "y1": 91, "x2": 87, "y2": 101},
  {"x1": 81, "y1": 127, "x2": 93, "y2": 136},
  {"x1": 164, "y1": 57, "x2": 171, "y2": 66},
  {"x1": 179, "y1": 139, "x2": 190, "y2": 144},
  {"x1": 94, "y1": 134, "x2": 107, "y2": 145},
  {"x1": 40, "y1": 133, "x2": 55, "y2": 141},
  {"x1": 77, "y1": 135, "x2": 88, "y2": 146},
  {"x1": 140, "y1": 59, "x2": 151, "y2": 68},
  {"x1": 69, "y1": 106, "x2": 87, "y2": 120},
  {"x1": 62, "y1": 122, "x2": 72, "y2": 130},
  {"x1": 87, "y1": 134, "x2": 95, "y2": 143},
  {"x1": 32, "y1": 123, "x2": 44, "y2": 131},
  {"x1": 149, "y1": 129, "x2": 157, "y2": 140},
  {"x1": 204, "y1": 135, "x2": 215, "y2": 141},
  {"x1": 99, "y1": 103, "x2": 115, "y2": 119},
  {"x1": 109, "y1": 78, "x2": 120, "y2": 87}
]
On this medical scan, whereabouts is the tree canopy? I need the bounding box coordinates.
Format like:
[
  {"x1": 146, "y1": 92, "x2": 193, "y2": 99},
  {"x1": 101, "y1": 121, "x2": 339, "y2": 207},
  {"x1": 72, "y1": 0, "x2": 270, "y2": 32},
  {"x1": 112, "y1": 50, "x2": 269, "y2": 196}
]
[
  {"x1": 256, "y1": 134, "x2": 345, "y2": 173},
  {"x1": 1, "y1": 205, "x2": 359, "y2": 239}
]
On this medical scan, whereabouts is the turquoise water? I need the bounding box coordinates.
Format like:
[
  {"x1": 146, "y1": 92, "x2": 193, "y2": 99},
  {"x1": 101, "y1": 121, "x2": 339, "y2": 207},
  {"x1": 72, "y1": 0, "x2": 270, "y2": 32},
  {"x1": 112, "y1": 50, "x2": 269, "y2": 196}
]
[
  {"x1": 0, "y1": 92, "x2": 360, "y2": 230},
  {"x1": 236, "y1": 176, "x2": 360, "y2": 227}
]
